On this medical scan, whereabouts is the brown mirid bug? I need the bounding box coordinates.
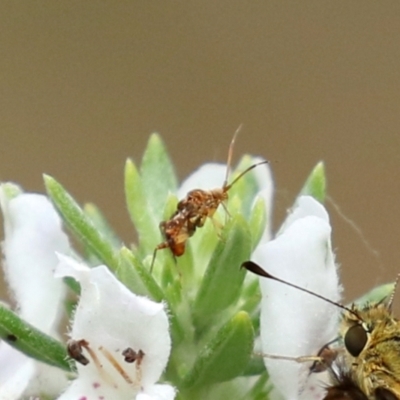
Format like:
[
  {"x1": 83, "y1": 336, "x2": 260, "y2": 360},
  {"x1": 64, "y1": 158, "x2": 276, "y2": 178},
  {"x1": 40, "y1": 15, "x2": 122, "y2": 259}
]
[{"x1": 150, "y1": 128, "x2": 268, "y2": 271}]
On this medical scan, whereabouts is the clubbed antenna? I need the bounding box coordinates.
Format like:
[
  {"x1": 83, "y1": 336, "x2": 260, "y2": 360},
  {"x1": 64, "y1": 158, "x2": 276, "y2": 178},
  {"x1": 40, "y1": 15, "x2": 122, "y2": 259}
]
[
  {"x1": 241, "y1": 261, "x2": 363, "y2": 322},
  {"x1": 387, "y1": 272, "x2": 400, "y2": 310}
]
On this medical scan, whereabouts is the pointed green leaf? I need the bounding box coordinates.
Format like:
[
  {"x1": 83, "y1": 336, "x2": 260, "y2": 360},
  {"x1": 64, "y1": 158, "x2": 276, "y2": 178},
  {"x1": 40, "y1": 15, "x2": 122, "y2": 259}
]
[
  {"x1": 241, "y1": 278, "x2": 261, "y2": 320},
  {"x1": 124, "y1": 158, "x2": 160, "y2": 256},
  {"x1": 248, "y1": 196, "x2": 267, "y2": 250},
  {"x1": 84, "y1": 203, "x2": 122, "y2": 249},
  {"x1": 182, "y1": 311, "x2": 254, "y2": 387},
  {"x1": 141, "y1": 133, "x2": 178, "y2": 221},
  {"x1": 174, "y1": 243, "x2": 196, "y2": 289},
  {"x1": 0, "y1": 182, "x2": 23, "y2": 200},
  {"x1": 164, "y1": 274, "x2": 183, "y2": 309},
  {"x1": 186, "y1": 213, "x2": 218, "y2": 279},
  {"x1": 160, "y1": 255, "x2": 179, "y2": 292},
  {"x1": 44, "y1": 175, "x2": 119, "y2": 272},
  {"x1": 0, "y1": 304, "x2": 71, "y2": 371},
  {"x1": 63, "y1": 276, "x2": 81, "y2": 295},
  {"x1": 352, "y1": 282, "x2": 395, "y2": 307},
  {"x1": 118, "y1": 247, "x2": 165, "y2": 302},
  {"x1": 300, "y1": 161, "x2": 326, "y2": 203},
  {"x1": 193, "y1": 215, "x2": 252, "y2": 327}
]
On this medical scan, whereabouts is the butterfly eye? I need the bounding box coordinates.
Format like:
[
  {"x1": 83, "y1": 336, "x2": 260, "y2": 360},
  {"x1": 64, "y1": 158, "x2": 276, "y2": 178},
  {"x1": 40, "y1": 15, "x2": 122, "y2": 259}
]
[
  {"x1": 344, "y1": 324, "x2": 368, "y2": 357},
  {"x1": 374, "y1": 387, "x2": 397, "y2": 400}
]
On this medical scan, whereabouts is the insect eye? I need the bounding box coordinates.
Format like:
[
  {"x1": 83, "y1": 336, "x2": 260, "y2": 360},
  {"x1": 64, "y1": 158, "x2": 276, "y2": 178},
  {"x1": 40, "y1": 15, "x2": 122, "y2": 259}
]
[
  {"x1": 374, "y1": 387, "x2": 397, "y2": 400},
  {"x1": 344, "y1": 324, "x2": 368, "y2": 357}
]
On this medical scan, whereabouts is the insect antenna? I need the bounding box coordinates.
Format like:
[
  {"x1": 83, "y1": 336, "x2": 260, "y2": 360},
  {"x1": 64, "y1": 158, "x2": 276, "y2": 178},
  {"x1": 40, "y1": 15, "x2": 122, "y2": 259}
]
[
  {"x1": 386, "y1": 272, "x2": 400, "y2": 310},
  {"x1": 221, "y1": 124, "x2": 269, "y2": 192},
  {"x1": 241, "y1": 261, "x2": 362, "y2": 321},
  {"x1": 222, "y1": 124, "x2": 243, "y2": 189},
  {"x1": 223, "y1": 160, "x2": 269, "y2": 192}
]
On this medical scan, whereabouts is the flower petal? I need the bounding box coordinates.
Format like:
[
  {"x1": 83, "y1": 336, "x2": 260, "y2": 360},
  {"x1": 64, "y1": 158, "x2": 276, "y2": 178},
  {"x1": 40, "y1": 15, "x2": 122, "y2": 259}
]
[
  {"x1": 56, "y1": 378, "x2": 111, "y2": 400},
  {"x1": 0, "y1": 343, "x2": 35, "y2": 399},
  {"x1": 279, "y1": 195, "x2": 330, "y2": 235},
  {"x1": 137, "y1": 384, "x2": 176, "y2": 400},
  {"x1": 0, "y1": 344, "x2": 65, "y2": 400},
  {"x1": 56, "y1": 255, "x2": 173, "y2": 400},
  {"x1": 0, "y1": 188, "x2": 70, "y2": 331},
  {"x1": 254, "y1": 196, "x2": 341, "y2": 400},
  {"x1": 0, "y1": 187, "x2": 71, "y2": 399},
  {"x1": 58, "y1": 382, "x2": 176, "y2": 400}
]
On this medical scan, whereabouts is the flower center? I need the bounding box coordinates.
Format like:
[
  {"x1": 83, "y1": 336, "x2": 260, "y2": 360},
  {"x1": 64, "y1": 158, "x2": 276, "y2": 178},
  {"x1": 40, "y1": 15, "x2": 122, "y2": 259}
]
[{"x1": 68, "y1": 339, "x2": 145, "y2": 391}]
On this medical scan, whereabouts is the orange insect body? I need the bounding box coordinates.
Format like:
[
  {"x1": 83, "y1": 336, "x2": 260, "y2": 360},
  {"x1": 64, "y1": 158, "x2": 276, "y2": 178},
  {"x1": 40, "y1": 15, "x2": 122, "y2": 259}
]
[
  {"x1": 157, "y1": 209, "x2": 196, "y2": 257},
  {"x1": 177, "y1": 187, "x2": 229, "y2": 228},
  {"x1": 150, "y1": 128, "x2": 268, "y2": 271}
]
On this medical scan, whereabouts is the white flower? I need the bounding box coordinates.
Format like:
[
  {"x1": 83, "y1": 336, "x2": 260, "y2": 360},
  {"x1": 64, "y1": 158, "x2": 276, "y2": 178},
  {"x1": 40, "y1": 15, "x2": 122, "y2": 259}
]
[
  {"x1": 252, "y1": 196, "x2": 341, "y2": 400},
  {"x1": 55, "y1": 254, "x2": 175, "y2": 400},
  {"x1": 0, "y1": 185, "x2": 71, "y2": 400}
]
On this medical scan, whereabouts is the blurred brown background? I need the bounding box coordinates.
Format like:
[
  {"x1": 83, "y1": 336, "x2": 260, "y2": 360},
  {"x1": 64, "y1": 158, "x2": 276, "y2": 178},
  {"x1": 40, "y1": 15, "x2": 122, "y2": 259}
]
[{"x1": 0, "y1": 2, "x2": 399, "y2": 305}]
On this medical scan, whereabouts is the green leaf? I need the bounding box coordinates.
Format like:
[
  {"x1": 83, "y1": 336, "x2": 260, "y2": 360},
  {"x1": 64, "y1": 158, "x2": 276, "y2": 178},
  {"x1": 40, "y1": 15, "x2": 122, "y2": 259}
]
[
  {"x1": 186, "y1": 212, "x2": 218, "y2": 280},
  {"x1": 118, "y1": 247, "x2": 165, "y2": 302},
  {"x1": 0, "y1": 182, "x2": 23, "y2": 200},
  {"x1": 248, "y1": 196, "x2": 267, "y2": 250},
  {"x1": 182, "y1": 311, "x2": 254, "y2": 388},
  {"x1": 164, "y1": 274, "x2": 183, "y2": 309},
  {"x1": 141, "y1": 133, "x2": 178, "y2": 221},
  {"x1": 241, "y1": 356, "x2": 267, "y2": 376},
  {"x1": 241, "y1": 278, "x2": 261, "y2": 322},
  {"x1": 63, "y1": 276, "x2": 81, "y2": 295},
  {"x1": 84, "y1": 203, "x2": 122, "y2": 249},
  {"x1": 300, "y1": 161, "x2": 326, "y2": 203},
  {"x1": 193, "y1": 215, "x2": 252, "y2": 328},
  {"x1": 124, "y1": 159, "x2": 160, "y2": 256},
  {"x1": 0, "y1": 304, "x2": 71, "y2": 371},
  {"x1": 44, "y1": 175, "x2": 119, "y2": 272},
  {"x1": 351, "y1": 282, "x2": 395, "y2": 307}
]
